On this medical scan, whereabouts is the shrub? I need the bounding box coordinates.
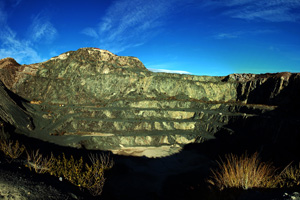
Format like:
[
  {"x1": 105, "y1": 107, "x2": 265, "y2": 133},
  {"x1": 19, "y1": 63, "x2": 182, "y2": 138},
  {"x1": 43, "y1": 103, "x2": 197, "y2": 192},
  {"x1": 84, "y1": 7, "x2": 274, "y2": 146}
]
[
  {"x1": 49, "y1": 153, "x2": 112, "y2": 196},
  {"x1": 88, "y1": 153, "x2": 114, "y2": 170},
  {"x1": 49, "y1": 153, "x2": 84, "y2": 184},
  {"x1": 207, "y1": 152, "x2": 279, "y2": 190},
  {"x1": 25, "y1": 149, "x2": 55, "y2": 174},
  {"x1": 0, "y1": 138, "x2": 113, "y2": 196},
  {"x1": 278, "y1": 162, "x2": 300, "y2": 188},
  {"x1": 86, "y1": 153, "x2": 114, "y2": 196},
  {"x1": 0, "y1": 140, "x2": 25, "y2": 163},
  {"x1": 82, "y1": 158, "x2": 106, "y2": 196}
]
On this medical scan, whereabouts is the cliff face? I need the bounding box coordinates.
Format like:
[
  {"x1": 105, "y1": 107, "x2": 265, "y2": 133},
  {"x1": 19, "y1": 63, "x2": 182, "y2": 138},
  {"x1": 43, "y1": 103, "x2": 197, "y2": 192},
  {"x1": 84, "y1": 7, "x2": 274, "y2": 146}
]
[{"x1": 0, "y1": 48, "x2": 299, "y2": 158}]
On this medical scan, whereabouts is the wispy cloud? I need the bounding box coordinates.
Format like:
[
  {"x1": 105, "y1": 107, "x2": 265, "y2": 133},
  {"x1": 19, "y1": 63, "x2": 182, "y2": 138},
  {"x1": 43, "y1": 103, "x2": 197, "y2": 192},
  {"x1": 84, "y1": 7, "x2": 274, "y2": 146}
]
[
  {"x1": 28, "y1": 13, "x2": 57, "y2": 43},
  {"x1": 0, "y1": 4, "x2": 57, "y2": 64},
  {"x1": 81, "y1": 27, "x2": 98, "y2": 39},
  {"x1": 213, "y1": 32, "x2": 240, "y2": 39},
  {"x1": 82, "y1": 0, "x2": 180, "y2": 53},
  {"x1": 148, "y1": 68, "x2": 191, "y2": 74},
  {"x1": 223, "y1": 0, "x2": 300, "y2": 22},
  {"x1": 0, "y1": 26, "x2": 42, "y2": 64},
  {"x1": 0, "y1": 1, "x2": 7, "y2": 24},
  {"x1": 269, "y1": 45, "x2": 280, "y2": 52},
  {"x1": 213, "y1": 29, "x2": 276, "y2": 40},
  {"x1": 9, "y1": 0, "x2": 23, "y2": 7}
]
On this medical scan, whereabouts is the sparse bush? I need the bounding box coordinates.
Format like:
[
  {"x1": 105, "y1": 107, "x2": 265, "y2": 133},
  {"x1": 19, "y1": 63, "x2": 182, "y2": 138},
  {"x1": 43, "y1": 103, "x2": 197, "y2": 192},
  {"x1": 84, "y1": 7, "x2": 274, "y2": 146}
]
[
  {"x1": 278, "y1": 162, "x2": 300, "y2": 188},
  {"x1": 86, "y1": 153, "x2": 114, "y2": 195},
  {"x1": 207, "y1": 152, "x2": 279, "y2": 190},
  {"x1": 0, "y1": 140, "x2": 25, "y2": 163},
  {"x1": 88, "y1": 153, "x2": 114, "y2": 170},
  {"x1": 0, "y1": 137, "x2": 113, "y2": 196},
  {"x1": 49, "y1": 153, "x2": 84, "y2": 184},
  {"x1": 49, "y1": 153, "x2": 112, "y2": 196},
  {"x1": 25, "y1": 149, "x2": 55, "y2": 174},
  {"x1": 82, "y1": 158, "x2": 106, "y2": 196}
]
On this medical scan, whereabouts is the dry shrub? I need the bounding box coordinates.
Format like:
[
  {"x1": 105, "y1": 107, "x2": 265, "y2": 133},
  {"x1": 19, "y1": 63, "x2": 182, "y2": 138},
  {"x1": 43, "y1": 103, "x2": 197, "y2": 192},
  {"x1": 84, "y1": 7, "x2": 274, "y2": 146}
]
[
  {"x1": 0, "y1": 138, "x2": 113, "y2": 197},
  {"x1": 207, "y1": 152, "x2": 279, "y2": 190},
  {"x1": 86, "y1": 153, "x2": 114, "y2": 196},
  {"x1": 88, "y1": 153, "x2": 114, "y2": 170},
  {"x1": 49, "y1": 153, "x2": 84, "y2": 184},
  {"x1": 278, "y1": 162, "x2": 300, "y2": 188},
  {"x1": 25, "y1": 149, "x2": 55, "y2": 174},
  {"x1": 0, "y1": 140, "x2": 25, "y2": 163},
  {"x1": 82, "y1": 159, "x2": 106, "y2": 196},
  {"x1": 49, "y1": 153, "x2": 112, "y2": 196}
]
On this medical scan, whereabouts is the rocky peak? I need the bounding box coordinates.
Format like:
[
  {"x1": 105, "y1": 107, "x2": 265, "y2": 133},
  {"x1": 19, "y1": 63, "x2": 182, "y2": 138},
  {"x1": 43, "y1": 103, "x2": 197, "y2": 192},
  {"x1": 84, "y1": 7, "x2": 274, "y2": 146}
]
[
  {"x1": 0, "y1": 57, "x2": 23, "y2": 89},
  {"x1": 0, "y1": 57, "x2": 20, "y2": 68},
  {"x1": 46, "y1": 47, "x2": 147, "y2": 74}
]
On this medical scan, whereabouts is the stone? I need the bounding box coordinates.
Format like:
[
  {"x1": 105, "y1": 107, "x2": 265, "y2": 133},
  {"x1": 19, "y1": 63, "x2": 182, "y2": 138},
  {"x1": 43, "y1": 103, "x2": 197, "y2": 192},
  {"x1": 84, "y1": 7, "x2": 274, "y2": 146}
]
[
  {"x1": 0, "y1": 80, "x2": 33, "y2": 132},
  {"x1": 0, "y1": 48, "x2": 300, "y2": 159}
]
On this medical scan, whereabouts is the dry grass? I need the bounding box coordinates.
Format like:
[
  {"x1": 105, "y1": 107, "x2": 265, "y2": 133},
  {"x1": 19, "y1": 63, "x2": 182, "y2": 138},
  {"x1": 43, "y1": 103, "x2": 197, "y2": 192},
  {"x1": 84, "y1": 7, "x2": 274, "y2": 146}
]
[
  {"x1": 49, "y1": 153, "x2": 112, "y2": 196},
  {"x1": 0, "y1": 140, "x2": 25, "y2": 163},
  {"x1": 86, "y1": 153, "x2": 114, "y2": 196},
  {"x1": 25, "y1": 149, "x2": 55, "y2": 174},
  {"x1": 0, "y1": 137, "x2": 113, "y2": 196},
  {"x1": 278, "y1": 162, "x2": 300, "y2": 188},
  {"x1": 0, "y1": 136, "x2": 113, "y2": 196},
  {"x1": 88, "y1": 153, "x2": 114, "y2": 170},
  {"x1": 50, "y1": 153, "x2": 85, "y2": 185},
  {"x1": 207, "y1": 152, "x2": 279, "y2": 190}
]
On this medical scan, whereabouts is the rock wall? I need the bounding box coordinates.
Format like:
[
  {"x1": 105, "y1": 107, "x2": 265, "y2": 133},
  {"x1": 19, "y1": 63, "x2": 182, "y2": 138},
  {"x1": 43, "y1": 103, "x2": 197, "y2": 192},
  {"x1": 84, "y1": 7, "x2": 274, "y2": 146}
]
[
  {"x1": 0, "y1": 80, "x2": 33, "y2": 132},
  {"x1": 0, "y1": 48, "x2": 299, "y2": 158}
]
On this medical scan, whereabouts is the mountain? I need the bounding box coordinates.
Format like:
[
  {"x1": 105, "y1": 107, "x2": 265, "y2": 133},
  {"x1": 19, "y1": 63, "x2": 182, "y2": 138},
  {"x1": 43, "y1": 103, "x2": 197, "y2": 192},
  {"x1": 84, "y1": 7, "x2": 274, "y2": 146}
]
[{"x1": 1, "y1": 48, "x2": 300, "y2": 160}]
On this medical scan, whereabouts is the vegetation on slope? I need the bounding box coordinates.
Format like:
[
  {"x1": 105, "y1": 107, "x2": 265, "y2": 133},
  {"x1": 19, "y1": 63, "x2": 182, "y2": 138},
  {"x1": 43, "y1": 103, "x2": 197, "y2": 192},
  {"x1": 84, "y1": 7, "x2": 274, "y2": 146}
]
[{"x1": 0, "y1": 135, "x2": 113, "y2": 197}]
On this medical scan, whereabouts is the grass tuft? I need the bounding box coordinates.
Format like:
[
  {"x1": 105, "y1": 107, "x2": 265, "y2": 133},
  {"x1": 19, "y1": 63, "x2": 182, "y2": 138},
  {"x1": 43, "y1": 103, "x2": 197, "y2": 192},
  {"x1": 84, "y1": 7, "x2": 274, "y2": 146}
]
[
  {"x1": 278, "y1": 162, "x2": 300, "y2": 188},
  {"x1": 207, "y1": 152, "x2": 279, "y2": 190}
]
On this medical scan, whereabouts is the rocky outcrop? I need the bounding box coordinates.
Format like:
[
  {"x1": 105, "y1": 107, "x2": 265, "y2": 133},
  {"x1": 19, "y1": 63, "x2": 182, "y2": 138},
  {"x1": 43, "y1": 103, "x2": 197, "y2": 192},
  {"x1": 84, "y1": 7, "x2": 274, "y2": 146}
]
[
  {"x1": 0, "y1": 48, "x2": 299, "y2": 159},
  {"x1": 0, "y1": 80, "x2": 33, "y2": 132}
]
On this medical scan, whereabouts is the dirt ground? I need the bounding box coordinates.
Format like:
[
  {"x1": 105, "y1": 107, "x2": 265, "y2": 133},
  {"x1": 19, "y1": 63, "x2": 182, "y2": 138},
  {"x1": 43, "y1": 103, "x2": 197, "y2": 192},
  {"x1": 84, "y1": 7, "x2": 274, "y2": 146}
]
[
  {"x1": 0, "y1": 158, "x2": 92, "y2": 200},
  {"x1": 1, "y1": 136, "x2": 299, "y2": 200}
]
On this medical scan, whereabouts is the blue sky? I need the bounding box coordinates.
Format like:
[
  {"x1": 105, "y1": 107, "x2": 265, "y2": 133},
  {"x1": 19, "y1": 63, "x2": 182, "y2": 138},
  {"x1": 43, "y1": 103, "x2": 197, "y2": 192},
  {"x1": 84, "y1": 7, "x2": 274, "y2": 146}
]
[{"x1": 0, "y1": 0, "x2": 300, "y2": 76}]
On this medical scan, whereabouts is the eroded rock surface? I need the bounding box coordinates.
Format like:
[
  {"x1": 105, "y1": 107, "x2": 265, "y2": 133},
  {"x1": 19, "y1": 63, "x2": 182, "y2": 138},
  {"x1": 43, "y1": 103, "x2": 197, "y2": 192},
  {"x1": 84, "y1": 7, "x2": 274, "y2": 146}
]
[{"x1": 0, "y1": 48, "x2": 299, "y2": 158}]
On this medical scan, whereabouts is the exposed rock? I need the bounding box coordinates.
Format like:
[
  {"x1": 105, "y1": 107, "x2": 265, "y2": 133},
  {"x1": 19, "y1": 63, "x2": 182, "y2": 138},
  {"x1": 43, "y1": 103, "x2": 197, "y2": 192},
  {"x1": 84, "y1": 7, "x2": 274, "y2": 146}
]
[
  {"x1": 0, "y1": 80, "x2": 33, "y2": 132},
  {"x1": 283, "y1": 192, "x2": 300, "y2": 200},
  {"x1": 0, "y1": 48, "x2": 299, "y2": 159}
]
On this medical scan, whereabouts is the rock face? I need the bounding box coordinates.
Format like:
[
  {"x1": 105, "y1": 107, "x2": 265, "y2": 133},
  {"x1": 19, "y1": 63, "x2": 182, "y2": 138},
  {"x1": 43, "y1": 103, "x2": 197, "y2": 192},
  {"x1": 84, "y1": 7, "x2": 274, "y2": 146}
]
[
  {"x1": 0, "y1": 80, "x2": 33, "y2": 132},
  {"x1": 0, "y1": 48, "x2": 300, "y2": 158}
]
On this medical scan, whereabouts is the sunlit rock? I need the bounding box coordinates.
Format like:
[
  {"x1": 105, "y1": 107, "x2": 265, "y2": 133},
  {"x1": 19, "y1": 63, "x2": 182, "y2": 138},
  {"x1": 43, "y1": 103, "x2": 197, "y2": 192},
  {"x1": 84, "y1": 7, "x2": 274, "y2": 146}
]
[{"x1": 1, "y1": 48, "x2": 300, "y2": 158}]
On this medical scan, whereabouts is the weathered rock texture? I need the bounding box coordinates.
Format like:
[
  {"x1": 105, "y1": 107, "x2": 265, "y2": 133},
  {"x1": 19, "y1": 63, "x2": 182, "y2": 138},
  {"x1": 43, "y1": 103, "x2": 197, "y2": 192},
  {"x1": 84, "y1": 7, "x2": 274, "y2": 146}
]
[{"x1": 0, "y1": 48, "x2": 300, "y2": 158}]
